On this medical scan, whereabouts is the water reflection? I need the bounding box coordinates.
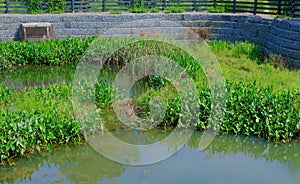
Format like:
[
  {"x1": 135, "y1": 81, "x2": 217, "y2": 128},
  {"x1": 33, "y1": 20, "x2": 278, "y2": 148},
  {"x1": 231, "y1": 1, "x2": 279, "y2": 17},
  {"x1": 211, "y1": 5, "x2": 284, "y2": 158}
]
[
  {"x1": 0, "y1": 65, "x2": 76, "y2": 90},
  {"x1": 1, "y1": 130, "x2": 300, "y2": 184},
  {"x1": 0, "y1": 144, "x2": 125, "y2": 184},
  {"x1": 0, "y1": 65, "x2": 117, "y2": 90}
]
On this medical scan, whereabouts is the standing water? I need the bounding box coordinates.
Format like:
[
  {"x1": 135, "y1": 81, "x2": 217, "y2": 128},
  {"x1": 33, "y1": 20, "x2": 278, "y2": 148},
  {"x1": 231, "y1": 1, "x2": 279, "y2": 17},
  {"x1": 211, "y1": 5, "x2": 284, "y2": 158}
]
[{"x1": 1, "y1": 130, "x2": 300, "y2": 184}]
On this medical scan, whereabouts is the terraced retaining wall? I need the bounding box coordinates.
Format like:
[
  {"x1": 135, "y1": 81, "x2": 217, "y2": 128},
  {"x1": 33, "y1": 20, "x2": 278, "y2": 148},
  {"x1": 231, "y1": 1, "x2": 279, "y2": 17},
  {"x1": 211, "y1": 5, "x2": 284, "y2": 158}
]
[{"x1": 0, "y1": 13, "x2": 299, "y2": 68}]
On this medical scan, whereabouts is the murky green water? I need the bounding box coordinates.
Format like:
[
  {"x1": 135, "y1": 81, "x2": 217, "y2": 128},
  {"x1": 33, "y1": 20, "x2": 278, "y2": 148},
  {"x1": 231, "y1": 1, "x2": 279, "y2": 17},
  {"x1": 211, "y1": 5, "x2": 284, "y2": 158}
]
[
  {"x1": 1, "y1": 130, "x2": 300, "y2": 184},
  {"x1": 1, "y1": 65, "x2": 300, "y2": 183},
  {"x1": 0, "y1": 65, "x2": 76, "y2": 90},
  {"x1": 0, "y1": 64, "x2": 118, "y2": 90}
]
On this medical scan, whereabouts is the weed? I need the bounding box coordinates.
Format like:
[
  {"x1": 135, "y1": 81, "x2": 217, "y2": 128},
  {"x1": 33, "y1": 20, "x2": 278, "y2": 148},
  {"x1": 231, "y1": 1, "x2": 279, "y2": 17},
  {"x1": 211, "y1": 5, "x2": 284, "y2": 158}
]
[
  {"x1": 129, "y1": 0, "x2": 148, "y2": 13},
  {"x1": 150, "y1": 7, "x2": 160, "y2": 13},
  {"x1": 165, "y1": 6, "x2": 185, "y2": 13},
  {"x1": 109, "y1": 10, "x2": 122, "y2": 14},
  {"x1": 0, "y1": 37, "x2": 96, "y2": 70}
]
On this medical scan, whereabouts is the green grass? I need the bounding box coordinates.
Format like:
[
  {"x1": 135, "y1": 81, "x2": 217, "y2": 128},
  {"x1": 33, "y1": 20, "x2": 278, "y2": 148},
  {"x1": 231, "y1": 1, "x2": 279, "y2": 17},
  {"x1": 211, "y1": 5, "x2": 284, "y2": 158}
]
[
  {"x1": 207, "y1": 6, "x2": 228, "y2": 13},
  {"x1": 0, "y1": 37, "x2": 96, "y2": 71},
  {"x1": 129, "y1": 6, "x2": 148, "y2": 13},
  {"x1": 209, "y1": 41, "x2": 300, "y2": 91},
  {"x1": 150, "y1": 7, "x2": 160, "y2": 13},
  {"x1": 108, "y1": 10, "x2": 123, "y2": 14},
  {"x1": 165, "y1": 6, "x2": 185, "y2": 13}
]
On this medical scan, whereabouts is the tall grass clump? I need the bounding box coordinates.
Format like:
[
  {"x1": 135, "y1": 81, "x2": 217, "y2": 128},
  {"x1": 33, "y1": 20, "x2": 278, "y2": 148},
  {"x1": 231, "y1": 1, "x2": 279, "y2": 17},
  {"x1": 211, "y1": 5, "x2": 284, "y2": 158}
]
[
  {"x1": 129, "y1": 0, "x2": 148, "y2": 13},
  {"x1": 0, "y1": 37, "x2": 96, "y2": 71},
  {"x1": 209, "y1": 40, "x2": 261, "y2": 63}
]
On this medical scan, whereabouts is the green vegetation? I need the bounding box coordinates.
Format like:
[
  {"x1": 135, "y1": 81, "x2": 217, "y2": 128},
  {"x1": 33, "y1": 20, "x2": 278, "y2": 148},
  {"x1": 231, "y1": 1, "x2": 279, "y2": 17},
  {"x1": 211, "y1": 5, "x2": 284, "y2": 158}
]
[
  {"x1": 150, "y1": 7, "x2": 160, "y2": 13},
  {"x1": 1, "y1": 37, "x2": 300, "y2": 164},
  {"x1": 210, "y1": 41, "x2": 300, "y2": 91},
  {"x1": 0, "y1": 83, "x2": 81, "y2": 164},
  {"x1": 28, "y1": 0, "x2": 41, "y2": 14},
  {"x1": 28, "y1": 0, "x2": 66, "y2": 14},
  {"x1": 109, "y1": 10, "x2": 123, "y2": 14},
  {"x1": 129, "y1": 0, "x2": 148, "y2": 13},
  {"x1": 0, "y1": 37, "x2": 299, "y2": 95},
  {"x1": 207, "y1": 6, "x2": 228, "y2": 13},
  {"x1": 46, "y1": 0, "x2": 66, "y2": 14},
  {"x1": 207, "y1": 2, "x2": 231, "y2": 13},
  {"x1": 165, "y1": 6, "x2": 185, "y2": 13},
  {"x1": 129, "y1": 6, "x2": 148, "y2": 13},
  {"x1": 0, "y1": 37, "x2": 95, "y2": 71},
  {"x1": 275, "y1": 14, "x2": 292, "y2": 19}
]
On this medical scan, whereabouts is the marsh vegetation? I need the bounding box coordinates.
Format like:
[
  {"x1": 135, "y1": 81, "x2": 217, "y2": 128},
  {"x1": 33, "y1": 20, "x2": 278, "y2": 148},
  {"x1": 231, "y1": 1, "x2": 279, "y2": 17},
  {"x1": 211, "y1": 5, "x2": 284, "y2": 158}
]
[{"x1": 0, "y1": 37, "x2": 300, "y2": 165}]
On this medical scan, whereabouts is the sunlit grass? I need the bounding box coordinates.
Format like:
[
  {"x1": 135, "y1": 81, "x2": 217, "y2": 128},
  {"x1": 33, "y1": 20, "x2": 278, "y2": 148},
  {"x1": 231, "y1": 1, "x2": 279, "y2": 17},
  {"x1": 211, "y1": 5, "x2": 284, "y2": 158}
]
[{"x1": 209, "y1": 40, "x2": 300, "y2": 91}]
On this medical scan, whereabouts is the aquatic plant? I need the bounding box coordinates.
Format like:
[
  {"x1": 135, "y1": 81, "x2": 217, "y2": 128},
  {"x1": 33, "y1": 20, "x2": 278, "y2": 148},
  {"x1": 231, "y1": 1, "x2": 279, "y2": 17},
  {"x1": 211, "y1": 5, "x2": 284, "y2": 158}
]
[
  {"x1": 0, "y1": 37, "x2": 96, "y2": 71},
  {"x1": 1, "y1": 38, "x2": 300, "y2": 164},
  {"x1": 0, "y1": 83, "x2": 81, "y2": 165}
]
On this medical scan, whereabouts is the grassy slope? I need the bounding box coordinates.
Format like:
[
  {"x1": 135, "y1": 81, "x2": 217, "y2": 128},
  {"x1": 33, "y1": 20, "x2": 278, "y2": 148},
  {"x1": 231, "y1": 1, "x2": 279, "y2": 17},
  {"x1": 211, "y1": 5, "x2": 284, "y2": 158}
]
[{"x1": 209, "y1": 41, "x2": 300, "y2": 91}]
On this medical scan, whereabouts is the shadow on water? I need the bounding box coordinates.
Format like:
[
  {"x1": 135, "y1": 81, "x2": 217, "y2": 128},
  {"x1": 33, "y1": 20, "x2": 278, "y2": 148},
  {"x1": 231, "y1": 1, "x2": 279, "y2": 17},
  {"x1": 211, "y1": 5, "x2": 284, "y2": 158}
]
[{"x1": 1, "y1": 130, "x2": 300, "y2": 184}]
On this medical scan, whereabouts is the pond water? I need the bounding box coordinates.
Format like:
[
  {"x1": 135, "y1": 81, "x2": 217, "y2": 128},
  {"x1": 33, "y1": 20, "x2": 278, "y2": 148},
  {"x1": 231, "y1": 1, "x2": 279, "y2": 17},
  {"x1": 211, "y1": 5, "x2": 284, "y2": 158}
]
[
  {"x1": 0, "y1": 65, "x2": 76, "y2": 90},
  {"x1": 1, "y1": 65, "x2": 300, "y2": 183},
  {"x1": 1, "y1": 129, "x2": 300, "y2": 184}
]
